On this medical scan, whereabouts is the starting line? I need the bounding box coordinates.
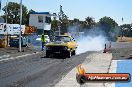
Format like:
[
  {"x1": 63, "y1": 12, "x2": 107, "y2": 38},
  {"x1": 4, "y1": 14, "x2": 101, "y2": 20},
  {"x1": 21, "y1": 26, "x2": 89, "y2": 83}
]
[{"x1": 0, "y1": 52, "x2": 41, "y2": 62}]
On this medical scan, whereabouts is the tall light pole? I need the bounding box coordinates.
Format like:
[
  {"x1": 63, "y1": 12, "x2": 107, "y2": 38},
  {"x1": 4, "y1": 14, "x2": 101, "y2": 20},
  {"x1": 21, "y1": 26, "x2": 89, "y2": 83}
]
[
  {"x1": 58, "y1": 5, "x2": 63, "y2": 36},
  {"x1": 0, "y1": 0, "x2": 1, "y2": 11},
  {"x1": 6, "y1": 0, "x2": 8, "y2": 24},
  {"x1": 6, "y1": 0, "x2": 8, "y2": 47},
  {"x1": 19, "y1": 0, "x2": 22, "y2": 52}
]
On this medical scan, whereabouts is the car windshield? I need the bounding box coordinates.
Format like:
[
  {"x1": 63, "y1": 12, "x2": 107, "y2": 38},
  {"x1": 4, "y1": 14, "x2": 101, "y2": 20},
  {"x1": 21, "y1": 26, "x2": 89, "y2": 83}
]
[{"x1": 55, "y1": 36, "x2": 71, "y2": 42}]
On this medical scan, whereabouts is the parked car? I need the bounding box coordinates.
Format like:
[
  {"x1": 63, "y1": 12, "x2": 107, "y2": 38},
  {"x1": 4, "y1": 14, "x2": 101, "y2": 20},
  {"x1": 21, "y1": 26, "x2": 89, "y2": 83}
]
[{"x1": 9, "y1": 36, "x2": 28, "y2": 47}]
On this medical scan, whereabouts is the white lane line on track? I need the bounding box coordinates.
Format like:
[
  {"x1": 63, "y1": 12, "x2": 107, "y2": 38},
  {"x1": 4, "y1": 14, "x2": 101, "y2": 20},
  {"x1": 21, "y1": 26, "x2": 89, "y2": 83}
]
[
  {"x1": 0, "y1": 52, "x2": 42, "y2": 62},
  {"x1": 0, "y1": 55, "x2": 10, "y2": 59},
  {"x1": 105, "y1": 60, "x2": 117, "y2": 87},
  {"x1": 109, "y1": 60, "x2": 117, "y2": 73}
]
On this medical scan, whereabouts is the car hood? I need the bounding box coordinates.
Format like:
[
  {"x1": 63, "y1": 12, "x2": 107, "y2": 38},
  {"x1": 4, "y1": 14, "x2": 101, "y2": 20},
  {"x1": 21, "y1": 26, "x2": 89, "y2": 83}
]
[{"x1": 46, "y1": 41, "x2": 68, "y2": 46}]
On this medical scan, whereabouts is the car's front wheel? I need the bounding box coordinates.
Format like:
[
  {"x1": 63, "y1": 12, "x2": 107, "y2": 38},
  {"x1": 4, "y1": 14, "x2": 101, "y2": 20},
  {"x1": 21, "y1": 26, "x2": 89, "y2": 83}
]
[{"x1": 46, "y1": 52, "x2": 50, "y2": 58}]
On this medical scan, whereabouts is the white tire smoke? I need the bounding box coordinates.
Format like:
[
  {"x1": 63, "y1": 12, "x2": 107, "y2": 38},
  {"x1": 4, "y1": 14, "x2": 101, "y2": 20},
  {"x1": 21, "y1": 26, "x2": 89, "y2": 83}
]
[{"x1": 76, "y1": 35, "x2": 107, "y2": 54}]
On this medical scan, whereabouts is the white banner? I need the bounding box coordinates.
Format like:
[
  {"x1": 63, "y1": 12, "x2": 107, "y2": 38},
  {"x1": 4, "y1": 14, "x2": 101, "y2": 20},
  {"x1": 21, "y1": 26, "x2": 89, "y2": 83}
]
[
  {"x1": 0, "y1": 23, "x2": 25, "y2": 35},
  {"x1": 7, "y1": 24, "x2": 25, "y2": 35},
  {"x1": 0, "y1": 23, "x2": 7, "y2": 34}
]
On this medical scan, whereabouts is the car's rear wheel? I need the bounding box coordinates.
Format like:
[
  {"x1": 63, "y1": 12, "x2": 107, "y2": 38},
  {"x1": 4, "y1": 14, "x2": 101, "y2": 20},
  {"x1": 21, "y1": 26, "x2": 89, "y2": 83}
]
[{"x1": 72, "y1": 50, "x2": 76, "y2": 55}]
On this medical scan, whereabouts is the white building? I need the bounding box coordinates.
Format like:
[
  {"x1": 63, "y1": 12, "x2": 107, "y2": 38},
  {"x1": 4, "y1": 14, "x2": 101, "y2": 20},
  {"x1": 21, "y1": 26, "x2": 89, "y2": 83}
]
[{"x1": 29, "y1": 12, "x2": 51, "y2": 35}]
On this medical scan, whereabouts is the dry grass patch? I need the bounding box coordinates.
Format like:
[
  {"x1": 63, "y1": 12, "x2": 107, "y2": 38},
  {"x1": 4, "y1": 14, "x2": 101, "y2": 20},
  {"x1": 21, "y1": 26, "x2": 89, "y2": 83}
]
[{"x1": 117, "y1": 37, "x2": 132, "y2": 42}]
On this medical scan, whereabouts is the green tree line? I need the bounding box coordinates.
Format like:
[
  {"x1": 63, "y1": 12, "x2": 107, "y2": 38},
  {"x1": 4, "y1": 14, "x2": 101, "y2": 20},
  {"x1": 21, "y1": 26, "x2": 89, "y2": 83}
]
[
  {"x1": 1, "y1": 2, "x2": 35, "y2": 25},
  {"x1": 0, "y1": 2, "x2": 132, "y2": 38}
]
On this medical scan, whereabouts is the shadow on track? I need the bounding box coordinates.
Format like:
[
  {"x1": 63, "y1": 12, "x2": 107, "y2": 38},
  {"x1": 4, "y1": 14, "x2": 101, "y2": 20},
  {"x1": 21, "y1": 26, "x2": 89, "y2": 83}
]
[{"x1": 41, "y1": 54, "x2": 67, "y2": 59}]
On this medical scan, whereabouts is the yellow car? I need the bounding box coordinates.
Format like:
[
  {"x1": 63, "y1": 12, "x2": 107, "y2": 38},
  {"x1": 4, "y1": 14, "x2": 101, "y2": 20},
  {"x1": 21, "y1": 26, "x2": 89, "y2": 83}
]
[{"x1": 45, "y1": 35, "x2": 77, "y2": 58}]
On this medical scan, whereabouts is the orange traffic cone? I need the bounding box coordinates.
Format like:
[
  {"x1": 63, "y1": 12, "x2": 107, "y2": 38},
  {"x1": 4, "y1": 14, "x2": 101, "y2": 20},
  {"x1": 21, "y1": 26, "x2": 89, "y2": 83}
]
[{"x1": 103, "y1": 44, "x2": 107, "y2": 53}]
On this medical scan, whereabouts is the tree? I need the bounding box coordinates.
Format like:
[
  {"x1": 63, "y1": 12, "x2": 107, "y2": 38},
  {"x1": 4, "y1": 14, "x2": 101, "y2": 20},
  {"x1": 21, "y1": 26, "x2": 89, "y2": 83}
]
[
  {"x1": 28, "y1": 9, "x2": 35, "y2": 14},
  {"x1": 98, "y1": 16, "x2": 118, "y2": 41},
  {"x1": 67, "y1": 18, "x2": 81, "y2": 35},
  {"x1": 120, "y1": 24, "x2": 132, "y2": 37},
  {"x1": 58, "y1": 5, "x2": 69, "y2": 34},
  {"x1": 2, "y1": 2, "x2": 28, "y2": 24},
  {"x1": 51, "y1": 20, "x2": 59, "y2": 31},
  {"x1": 98, "y1": 16, "x2": 118, "y2": 32},
  {"x1": 85, "y1": 16, "x2": 96, "y2": 29}
]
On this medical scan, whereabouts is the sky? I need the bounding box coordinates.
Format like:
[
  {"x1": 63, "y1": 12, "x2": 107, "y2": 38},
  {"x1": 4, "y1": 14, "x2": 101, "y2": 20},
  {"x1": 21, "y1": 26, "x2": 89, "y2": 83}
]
[{"x1": 0, "y1": 0, "x2": 132, "y2": 25}]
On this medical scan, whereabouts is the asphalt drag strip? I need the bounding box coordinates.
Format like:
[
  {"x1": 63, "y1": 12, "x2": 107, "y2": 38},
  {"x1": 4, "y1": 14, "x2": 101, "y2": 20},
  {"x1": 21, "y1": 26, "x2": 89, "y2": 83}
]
[{"x1": 0, "y1": 51, "x2": 94, "y2": 87}]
